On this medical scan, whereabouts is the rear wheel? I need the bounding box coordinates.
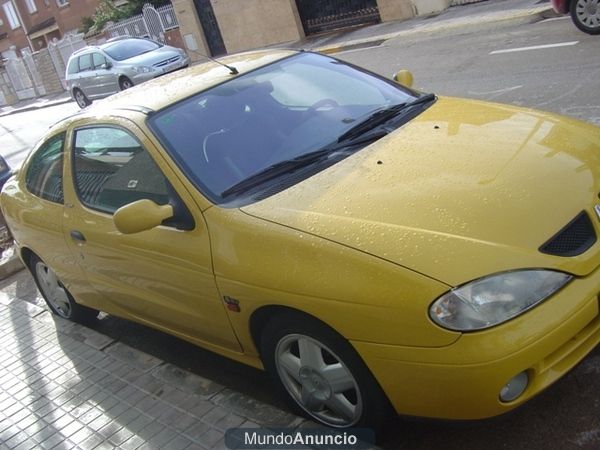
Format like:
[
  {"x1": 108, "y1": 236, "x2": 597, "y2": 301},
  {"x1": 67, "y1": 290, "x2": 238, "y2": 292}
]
[
  {"x1": 30, "y1": 255, "x2": 98, "y2": 323},
  {"x1": 119, "y1": 77, "x2": 133, "y2": 90},
  {"x1": 570, "y1": 0, "x2": 600, "y2": 34},
  {"x1": 260, "y1": 312, "x2": 390, "y2": 434},
  {"x1": 73, "y1": 89, "x2": 90, "y2": 109}
]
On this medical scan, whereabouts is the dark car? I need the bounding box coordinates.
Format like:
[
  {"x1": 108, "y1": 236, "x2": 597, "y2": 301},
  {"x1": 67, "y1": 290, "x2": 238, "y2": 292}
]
[{"x1": 552, "y1": 0, "x2": 600, "y2": 34}]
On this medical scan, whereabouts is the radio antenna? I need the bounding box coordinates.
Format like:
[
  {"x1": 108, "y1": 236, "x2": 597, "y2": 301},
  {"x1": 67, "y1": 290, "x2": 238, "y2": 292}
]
[{"x1": 189, "y1": 49, "x2": 238, "y2": 75}]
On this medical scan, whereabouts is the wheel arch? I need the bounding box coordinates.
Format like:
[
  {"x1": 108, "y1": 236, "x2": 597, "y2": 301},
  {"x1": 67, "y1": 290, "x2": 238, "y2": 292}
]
[
  {"x1": 20, "y1": 246, "x2": 35, "y2": 272},
  {"x1": 249, "y1": 305, "x2": 339, "y2": 357},
  {"x1": 118, "y1": 75, "x2": 133, "y2": 88}
]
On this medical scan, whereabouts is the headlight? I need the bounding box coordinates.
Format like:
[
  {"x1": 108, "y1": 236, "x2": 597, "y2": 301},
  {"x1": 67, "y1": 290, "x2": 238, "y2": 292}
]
[
  {"x1": 132, "y1": 66, "x2": 154, "y2": 74},
  {"x1": 429, "y1": 270, "x2": 572, "y2": 331}
]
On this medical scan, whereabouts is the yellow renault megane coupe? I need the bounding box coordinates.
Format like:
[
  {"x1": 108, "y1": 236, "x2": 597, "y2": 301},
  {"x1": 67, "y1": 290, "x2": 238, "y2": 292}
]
[{"x1": 2, "y1": 50, "x2": 599, "y2": 432}]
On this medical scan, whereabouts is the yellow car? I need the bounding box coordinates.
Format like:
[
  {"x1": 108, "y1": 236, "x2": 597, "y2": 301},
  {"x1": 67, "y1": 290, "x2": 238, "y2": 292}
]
[{"x1": 2, "y1": 50, "x2": 599, "y2": 433}]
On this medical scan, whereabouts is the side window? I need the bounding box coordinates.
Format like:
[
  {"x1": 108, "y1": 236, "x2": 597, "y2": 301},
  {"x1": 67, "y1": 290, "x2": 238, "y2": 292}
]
[
  {"x1": 72, "y1": 126, "x2": 171, "y2": 214},
  {"x1": 78, "y1": 54, "x2": 92, "y2": 72},
  {"x1": 92, "y1": 53, "x2": 106, "y2": 69},
  {"x1": 25, "y1": 133, "x2": 65, "y2": 204}
]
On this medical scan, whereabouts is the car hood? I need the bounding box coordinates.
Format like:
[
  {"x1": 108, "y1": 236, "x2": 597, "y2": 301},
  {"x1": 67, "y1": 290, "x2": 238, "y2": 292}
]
[
  {"x1": 120, "y1": 46, "x2": 183, "y2": 66},
  {"x1": 242, "y1": 97, "x2": 600, "y2": 285}
]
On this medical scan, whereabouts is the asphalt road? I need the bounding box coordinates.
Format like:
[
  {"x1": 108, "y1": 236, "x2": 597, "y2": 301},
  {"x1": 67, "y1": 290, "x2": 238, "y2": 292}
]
[
  {"x1": 0, "y1": 16, "x2": 599, "y2": 450},
  {"x1": 336, "y1": 15, "x2": 600, "y2": 126}
]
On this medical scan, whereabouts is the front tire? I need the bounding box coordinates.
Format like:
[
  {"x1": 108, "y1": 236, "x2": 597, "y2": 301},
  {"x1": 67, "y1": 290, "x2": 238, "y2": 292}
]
[
  {"x1": 119, "y1": 76, "x2": 134, "y2": 90},
  {"x1": 570, "y1": 0, "x2": 600, "y2": 34},
  {"x1": 30, "y1": 255, "x2": 98, "y2": 323},
  {"x1": 260, "y1": 312, "x2": 389, "y2": 433}
]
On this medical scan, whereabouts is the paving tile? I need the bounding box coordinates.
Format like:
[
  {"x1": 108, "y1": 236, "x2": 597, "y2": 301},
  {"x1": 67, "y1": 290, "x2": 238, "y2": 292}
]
[
  {"x1": 163, "y1": 435, "x2": 194, "y2": 450},
  {"x1": 120, "y1": 434, "x2": 147, "y2": 450},
  {"x1": 97, "y1": 420, "x2": 123, "y2": 439},
  {"x1": 198, "y1": 427, "x2": 224, "y2": 449},
  {"x1": 77, "y1": 433, "x2": 105, "y2": 450},
  {"x1": 37, "y1": 432, "x2": 64, "y2": 450},
  {"x1": 104, "y1": 342, "x2": 162, "y2": 373},
  {"x1": 4, "y1": 429, "x2": 31, "y2": 448},
  {"x1": 214, "y1": 390, "x2": 302, "y2": 428},
  {"x1": 68, "y1": 426, "x2": 95, "y2": 446},
  {"x1": 152, "y1": 364, "x2": 224, "y2": 398},
  {"x1": 12, "y1": 438, "x2": 38, "y2": 450},
  {"x1": 213, "y1": 413, "x2": 245, "y2": 432},
  {"x1": 107, "y1": 426, "x2": 134, "y2": 446},
  {"x1": 184, "y1": 421, "x2": 210, "y2": 442}
]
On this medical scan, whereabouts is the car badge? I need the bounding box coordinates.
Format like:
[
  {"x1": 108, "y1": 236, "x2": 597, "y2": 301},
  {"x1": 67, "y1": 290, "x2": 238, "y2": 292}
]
[{"x1": 595, "y1": 205, "x2": 600, "y2": 221}]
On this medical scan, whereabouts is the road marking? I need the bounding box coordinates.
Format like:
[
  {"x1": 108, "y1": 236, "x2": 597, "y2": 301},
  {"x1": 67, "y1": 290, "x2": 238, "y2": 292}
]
[
  {"x1": 469, "y1": 85, "x2": 523, "y2": 96},
  {"x1": 540, "y1": 17, "x2": 571, "y2": 23},
  {"x1": 490, "y1": 41, "x2": 579, "y2": 55}
]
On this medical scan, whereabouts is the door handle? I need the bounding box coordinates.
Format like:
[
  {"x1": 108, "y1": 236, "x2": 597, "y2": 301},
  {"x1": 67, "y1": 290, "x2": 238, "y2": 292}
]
[{"x1": 70, "y1": 230, "x2": 86, "y2": 242}]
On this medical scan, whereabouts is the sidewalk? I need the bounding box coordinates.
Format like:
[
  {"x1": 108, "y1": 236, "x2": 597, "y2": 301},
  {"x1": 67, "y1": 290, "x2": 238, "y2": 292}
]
[
  {"x1": 0, "y1": 91, "x2": 73, "y2": 118},
  {"x1": 0, "y1": 270, "x2": 310, "y2": 450},
  {"x1": 298, "y1": 0, "x2": 556, "y2": 54},
  {"x1": 0, "y1": 0, "x2": 555, "y2": 119}
]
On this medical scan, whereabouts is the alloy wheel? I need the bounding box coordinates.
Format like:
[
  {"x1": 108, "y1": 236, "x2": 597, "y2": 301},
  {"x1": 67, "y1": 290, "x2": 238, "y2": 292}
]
[
  {"x1": 275, "y1": 334, "x2": 363, "y2": 427},
  {"x1": 574, "y1": 0, "x2": 600, "y2": 30},
  {"x1": 74, "y1": 90, "x2": 88, "y2": 108},
  {"x1": 35, "y1": 262, "x2": 72, "y2": 318}
]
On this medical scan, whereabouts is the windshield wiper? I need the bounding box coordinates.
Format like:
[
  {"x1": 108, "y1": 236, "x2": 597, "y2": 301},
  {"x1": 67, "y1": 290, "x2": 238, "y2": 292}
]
[
  {"x1": 220, "y1": 131, "x2": 387, "y2": 198},
  {"x1": 338, "y1": 93, "x2": 436, "y2": 143}
]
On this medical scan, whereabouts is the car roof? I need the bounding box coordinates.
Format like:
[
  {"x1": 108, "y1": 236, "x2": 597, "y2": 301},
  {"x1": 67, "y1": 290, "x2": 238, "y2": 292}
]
[
  {"x1": 81, "y1": 49, "x2": 298, "y2": 114},
  {"x1": 69, "y1": 37, "x2": 154, "y2": 58}
]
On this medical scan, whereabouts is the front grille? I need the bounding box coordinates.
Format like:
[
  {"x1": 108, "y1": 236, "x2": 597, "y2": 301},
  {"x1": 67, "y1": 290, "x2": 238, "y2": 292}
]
[
  {"x1": 153, "y1": 56, "x2": 180, "y2": 68},
  {"x1": 539, "y1": 211, "x2": 597, "y2": 257}
]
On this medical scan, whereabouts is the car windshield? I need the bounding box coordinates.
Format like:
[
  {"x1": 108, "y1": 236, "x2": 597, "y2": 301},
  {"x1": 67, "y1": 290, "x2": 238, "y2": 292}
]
[
  {"x1": 102, "y1": 39, "x2": 161, "y2": 61},
  {"x1": 148, "y1": 52, "x2": 424, "y2": 204}
]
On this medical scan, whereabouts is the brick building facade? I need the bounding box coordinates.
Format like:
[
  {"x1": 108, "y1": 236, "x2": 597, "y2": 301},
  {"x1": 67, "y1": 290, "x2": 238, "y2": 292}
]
[{"x1": 0, "y1": 0, "x2": 101, "y2": 57}]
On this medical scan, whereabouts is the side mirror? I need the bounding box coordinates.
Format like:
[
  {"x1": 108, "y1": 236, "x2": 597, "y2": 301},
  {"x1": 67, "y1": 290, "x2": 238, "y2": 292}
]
[
  {"x1": 393, "y1": 70, "x2": 414, "y2": 88},
  {"x1": 104, "y1": 61, "x2": 113, "y2": 70},
  {"x1": 114, "y1": 199, "x2": 173, "y2": 234}
]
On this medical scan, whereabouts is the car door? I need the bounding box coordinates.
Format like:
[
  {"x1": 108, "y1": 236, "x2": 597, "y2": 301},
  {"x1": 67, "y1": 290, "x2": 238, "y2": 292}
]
[
  {"x1": 12, "y1": 132, "x2": 96, "y2": 307},
  {"x1": 62, "y1": 119, "x2": 241, "y2": 352},
  {"x1": 91, "y1": 52, "x2": 119, "y2": 97},
  {"x1": 76, "y1": 53, "x2": 96, "y2": 98}
]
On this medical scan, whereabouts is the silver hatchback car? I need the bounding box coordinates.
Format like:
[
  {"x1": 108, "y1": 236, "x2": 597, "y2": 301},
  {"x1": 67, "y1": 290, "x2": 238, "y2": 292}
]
[{"x1": 66, "y1": 37, "x2": 190, "y2": 108}]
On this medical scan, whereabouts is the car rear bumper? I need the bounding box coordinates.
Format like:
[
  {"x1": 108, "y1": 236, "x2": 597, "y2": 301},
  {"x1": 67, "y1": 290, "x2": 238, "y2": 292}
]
[{"x1": 353, "y1": 265, "x2": 600, "y2": 419}]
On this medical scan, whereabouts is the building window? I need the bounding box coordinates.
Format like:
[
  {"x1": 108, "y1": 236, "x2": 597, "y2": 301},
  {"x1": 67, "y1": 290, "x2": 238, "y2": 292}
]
[
  {"x1": 24, "y1": 0, "x2": 36, "y2": 14},
  {"x1": 2, "y1": 2, "x2": 20, "y2": 29},
  {"x1": 55, "y1": 0, "x2": 68, "y2": 6}
]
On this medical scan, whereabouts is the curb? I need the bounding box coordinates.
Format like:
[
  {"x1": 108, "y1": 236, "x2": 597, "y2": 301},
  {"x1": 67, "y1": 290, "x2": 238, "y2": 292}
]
[
  {"x1": 316, "y1": 5, "x2": 557, "y2": 54},
  {"x1": 0, "y1": 97, "x2": 73, "y2": 118},
  {"x1": 0, "y1": 246, "x2": 24, "y2": 280}
]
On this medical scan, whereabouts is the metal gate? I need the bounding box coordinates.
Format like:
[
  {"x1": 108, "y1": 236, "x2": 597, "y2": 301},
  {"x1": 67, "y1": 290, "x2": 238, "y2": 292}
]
[
  {"x1": 143, "y1": 4, "x2": 164, "y2": 42},
  {"x1": 22, "y1": 49, "x2": 46, "y2": 96},
  {"x1": 295, "y1": 0, "x2": 380, "y2": 35},
  {"x1": 193, "y1": 0, "x2": 226, "y2": 56},
  {"x1": 4, "y1": 58, "x2": 35, "y2": 100},
  {"x1": 107, "y1": 4, "x2": 179, "y2": 43}
]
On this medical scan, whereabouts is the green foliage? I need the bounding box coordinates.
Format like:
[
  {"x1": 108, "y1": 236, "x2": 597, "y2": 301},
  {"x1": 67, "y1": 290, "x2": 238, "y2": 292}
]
[{"x1": 79, "y1": 0, "x2": 172, "y2": 34}]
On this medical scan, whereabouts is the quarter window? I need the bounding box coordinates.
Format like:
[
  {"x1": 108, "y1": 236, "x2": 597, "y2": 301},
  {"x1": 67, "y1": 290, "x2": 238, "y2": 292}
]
[
  {"x1": 72, "y1": 126, "x2": 171, "y2": 214},
  {"x1": 67, "y1": 57, "x2": 79, "y2": 74},
  {"x1": 25, "y1": 133, "x2": 65, "y2": 204}
]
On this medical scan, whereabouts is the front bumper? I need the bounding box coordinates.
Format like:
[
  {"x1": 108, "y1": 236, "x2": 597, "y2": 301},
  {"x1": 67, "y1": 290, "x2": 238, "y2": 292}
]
[
  {"x1": 354, "y1": 265, "x2": 600, "y2": 419},
  {"x1": 130, "y1": 56, "x2": 190, "y2": 85}
]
